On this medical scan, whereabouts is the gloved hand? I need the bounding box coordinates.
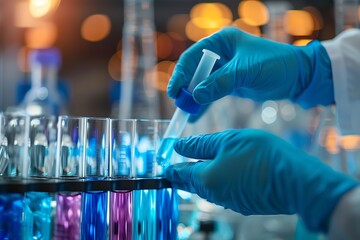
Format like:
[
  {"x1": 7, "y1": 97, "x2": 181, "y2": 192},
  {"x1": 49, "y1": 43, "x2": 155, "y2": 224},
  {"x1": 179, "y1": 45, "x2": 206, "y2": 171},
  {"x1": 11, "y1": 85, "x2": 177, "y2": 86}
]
[
  {"x1": 165, "y1": 129, "x2": 358, "y2": 232},
  {"x1": 168, "y1": 27, "x2": 334, "y2": 118}
]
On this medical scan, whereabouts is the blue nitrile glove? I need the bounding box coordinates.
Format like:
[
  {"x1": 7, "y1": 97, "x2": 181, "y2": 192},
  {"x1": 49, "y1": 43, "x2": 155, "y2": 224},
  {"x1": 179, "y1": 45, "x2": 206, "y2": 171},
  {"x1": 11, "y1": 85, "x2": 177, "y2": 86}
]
[
  {"x1": 168, "y1": 27, "x2": 334, "y2": 118},
  {"x1": 165, "y1": 129, "x2": 359, "y2": 233}
]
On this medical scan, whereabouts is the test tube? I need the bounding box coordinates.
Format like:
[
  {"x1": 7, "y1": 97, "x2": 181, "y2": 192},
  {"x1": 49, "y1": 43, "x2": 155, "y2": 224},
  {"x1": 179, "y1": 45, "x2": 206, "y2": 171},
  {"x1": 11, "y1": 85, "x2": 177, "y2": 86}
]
[
  {"x1": 132, "y1": 120, "x2": 157, "y2": 240},
  {"x1": 0, "y1": 113, "x2": 30, "y2": 178},
  {"x1": 155, "y1": 120, "x2": 178, "y2": 240},
  {"x1": 109, "y1": 119, "x2": 135, "y2": 240},
  {"x1": 156, "y1": 49, "x2": 220, "y2": 166},
  {"x1": 0, "y1": 114, "x2": 29, "y2": 239},
  {"x1": 23, "y1": 116, "x2": 57, "y2": 240},
  {"x1": 54, "y1": 116, "x2": 84, "y2": 240},
  {"x1": 28, "y1": 116, "x2": 58, "y2": 178},
  {"x1": 81, "y1": 117, "x2": 109, "y2": 240}
]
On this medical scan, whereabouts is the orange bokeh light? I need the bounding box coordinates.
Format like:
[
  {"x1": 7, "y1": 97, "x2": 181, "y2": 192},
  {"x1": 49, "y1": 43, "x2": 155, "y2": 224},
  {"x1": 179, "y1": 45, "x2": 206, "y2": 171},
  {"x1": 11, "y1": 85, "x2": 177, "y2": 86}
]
[
  {"x1": 25, "y1": 22, "x2": 57, "y2": 48},
  {"x1": 156, "y1": 33, "x2": 173, "y2": 60},
  {"x1": 293, "y1": 39, "x2": 313, "y2": 46},
  {"x1": 284, "y1": 10, "x2": 314, "y2": 36},
  {"x1": 81, "y1": 14, "x2": 111, "y2": 42},
  {"x1": 238, "y1": 0, "x2": 269, "y2": 26},
  {"x1": 232, "y1": 18, "x2": 261, "y2": 36}
]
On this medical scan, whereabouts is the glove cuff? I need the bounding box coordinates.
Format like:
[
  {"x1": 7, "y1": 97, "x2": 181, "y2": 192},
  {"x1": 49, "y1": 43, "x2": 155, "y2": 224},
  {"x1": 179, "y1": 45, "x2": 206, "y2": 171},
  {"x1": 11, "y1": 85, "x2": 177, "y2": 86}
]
[
  {"x1": 295, "y1": 156, "x2": 359, "y2": 232},
  {"x1": 291, "y1": 41, "x2": 335, "y2": 109}
]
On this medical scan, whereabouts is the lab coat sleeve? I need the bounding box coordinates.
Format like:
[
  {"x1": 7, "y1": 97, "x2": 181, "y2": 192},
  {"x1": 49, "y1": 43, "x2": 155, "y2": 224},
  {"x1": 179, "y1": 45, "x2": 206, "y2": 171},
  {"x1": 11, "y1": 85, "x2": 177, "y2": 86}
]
[
  {"x1": 328, "y1": 186, "x2": 360, "y2": 240},
  {"x1": 322, "y1": 29, "x2": 360, "y2": 135}
]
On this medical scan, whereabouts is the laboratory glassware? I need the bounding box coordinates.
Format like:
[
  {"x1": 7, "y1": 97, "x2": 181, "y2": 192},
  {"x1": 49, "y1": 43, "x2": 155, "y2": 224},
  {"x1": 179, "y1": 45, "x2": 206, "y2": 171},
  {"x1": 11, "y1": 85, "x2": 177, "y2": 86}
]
[
  {"x1": 109, "y1": 119, "x2": 135, "y2": 240},
  {"x1": 54, "y1": 116, "x2": 84, "y2": 239},
  {"x1": 23, "y1": 116, "x2": 58, "y2": 240},
  {"x1": 132, "y1": 119, "x2": 157, "y2": 240},
  {"x1": 0, "y1": 113, "x2": 30, "y2": 178},
  {"x1": 118, "y1": 0, "x2": 160, "y2": 119},
  {"x1": 0, "y1": 114, "x2": 29, "y2": 239},
  {"x1": 81, "y1": 117, "x2": 109, "y2": 240},
  {"x1": 19, "y1": 47, "x2": 67, "y2": 117},
  {"x1": 156, "y1": 49, "x2": 220, "y2": 166}
]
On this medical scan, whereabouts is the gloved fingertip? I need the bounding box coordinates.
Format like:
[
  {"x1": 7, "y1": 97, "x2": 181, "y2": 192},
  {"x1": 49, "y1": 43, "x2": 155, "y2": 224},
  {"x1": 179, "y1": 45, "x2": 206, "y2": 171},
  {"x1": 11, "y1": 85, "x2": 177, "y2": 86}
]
[
  {"x1": 174, "y1": 138, "x2": 189, "y2": 154},
  {"x1": 193, "y1": 87, "x2": 211, "y2": 105}
]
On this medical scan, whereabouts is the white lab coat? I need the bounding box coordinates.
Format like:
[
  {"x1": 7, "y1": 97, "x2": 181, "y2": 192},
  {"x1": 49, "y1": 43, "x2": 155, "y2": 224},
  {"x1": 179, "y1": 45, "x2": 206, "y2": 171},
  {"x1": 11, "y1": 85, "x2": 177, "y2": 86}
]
[
  {"x1": 322, "y1": 28, "x2": 360, "y2": 240},
  {"x1": 322, "y1": 29, "x2": 360, "y2": 135}
]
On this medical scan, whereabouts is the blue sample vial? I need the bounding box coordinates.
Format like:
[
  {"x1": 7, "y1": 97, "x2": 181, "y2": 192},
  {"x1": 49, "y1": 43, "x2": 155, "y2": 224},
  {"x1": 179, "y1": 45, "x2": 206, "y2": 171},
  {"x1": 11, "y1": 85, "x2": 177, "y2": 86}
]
[
  {"x1": 156, "y1": 188, "x2": 178, "y2": 240},
  {"x1": 81, "y1": 191, "x2": 108, "y2": 240},
  {"x1": 156, "y1": 49, "x2": 220, "y2": 166}
]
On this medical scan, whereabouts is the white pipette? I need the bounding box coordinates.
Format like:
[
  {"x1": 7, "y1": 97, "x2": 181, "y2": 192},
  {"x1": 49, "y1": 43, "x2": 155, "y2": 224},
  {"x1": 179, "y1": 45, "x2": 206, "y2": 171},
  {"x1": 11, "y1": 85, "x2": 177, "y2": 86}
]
[{"x1": 156, "y1": 49, "x2": 220, "y2": 166}]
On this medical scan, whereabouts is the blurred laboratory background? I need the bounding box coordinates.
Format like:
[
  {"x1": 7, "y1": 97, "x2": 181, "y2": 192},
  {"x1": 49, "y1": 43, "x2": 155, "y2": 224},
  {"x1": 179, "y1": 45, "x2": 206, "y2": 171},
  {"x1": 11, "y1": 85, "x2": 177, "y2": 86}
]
[
  {"x1": 0, "y1": 0, "x2": 359, "y2": 239},
  {"x1": 0, "y1": 0, "x2": 345, "y2": 118}
]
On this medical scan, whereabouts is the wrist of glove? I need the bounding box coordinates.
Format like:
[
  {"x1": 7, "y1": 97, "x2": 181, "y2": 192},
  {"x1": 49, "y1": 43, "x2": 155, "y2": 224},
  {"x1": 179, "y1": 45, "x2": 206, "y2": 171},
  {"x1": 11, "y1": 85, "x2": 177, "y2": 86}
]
[
  {"x1": 291, "y1": 40, "x2": 334, "y2": 108},
  {"x1": 165, "y1": 129, "x2": 358, "y2": 232}
]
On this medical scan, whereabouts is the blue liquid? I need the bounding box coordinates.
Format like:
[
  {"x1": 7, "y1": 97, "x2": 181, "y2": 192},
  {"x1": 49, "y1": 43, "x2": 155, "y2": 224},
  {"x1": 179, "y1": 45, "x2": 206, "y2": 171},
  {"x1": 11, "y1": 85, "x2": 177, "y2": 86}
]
[
  {"x1": 156, "y1": 189, "x2": 178, "y2": 240},
  {"x1": 132, "y1": 190, "x2": 156, "y2": 240},
  {"x1": 0, "y1": 193, "x2": 23, "y2": 240},
  {"x1": 156, "y1": 138, "x2": 177, "y2": 166},
  {"x1": 23, "y1": 192, "x2": 52, "y2": 240},
  {"x1": 81, "y1": 191, "x2": 108, "y2": 240}
]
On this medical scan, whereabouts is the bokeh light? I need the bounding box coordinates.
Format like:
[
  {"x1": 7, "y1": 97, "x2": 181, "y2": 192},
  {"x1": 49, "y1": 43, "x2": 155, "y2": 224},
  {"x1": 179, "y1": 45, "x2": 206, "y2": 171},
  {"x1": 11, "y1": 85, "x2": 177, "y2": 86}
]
[
  {"x1": 284, "y1": 10, "x2": 314, "y2": 36},
  {"x1": 232, "y1": 18, "x2": 261, "y2": 36},
  {"x1": 261, "y1": 101, "x2": 278, "y2": 125},
  {"x1": 25, "y1": 22, "x2": 58, "y2": 48},
  {"x1": 319, "y1": 126, "x2": 339, "y2": 154},
  {"x1": 186, "y1": 3, "x2": 232, "y2": 41},
  {"x1": 190, "y1": 3, "x2": 232, "y2": 29},
  {"x1": 152, "y1": 61, "x2": 176, "y2": 92},
  {"x1": 29, "y1": 0, "x2": 60, "y2": 18},
  {"x1": 293, "y1": 39, "x2": 312, "y2": 46},
  {"x1": 156, "y1": 33, "x2": 173, "y2": 60},
  {"x1": 238, "y1": 0, "x2": 269, "y2": 26},
  {"x1": 108, "y1": 51, "x2": 121, "y2": 81},
  {"x1": 81, "y1": 14, "x2": 111, "y2": 42},
  {"x1": 340, "y1": 135, "x2": 360, "y2": 150}
]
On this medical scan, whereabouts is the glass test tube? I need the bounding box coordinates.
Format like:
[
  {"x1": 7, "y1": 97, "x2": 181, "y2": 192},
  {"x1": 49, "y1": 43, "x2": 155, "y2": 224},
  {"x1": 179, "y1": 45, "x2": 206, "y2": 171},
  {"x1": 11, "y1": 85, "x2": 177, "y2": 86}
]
[
  {"x1": 155, "y1": 120, "x2": 178, "y2": 240},
  {"x1": 54, "y1": 116, "x2": 84, "y2": 240},
  {"x1": 0, "y1": 113, "x2": 30, "y2": 178},
  {"x1": 81, "y1": 117, "x2": 109, "y2": 240},
  {"x1": 23, "y1": 116, "x2": 58, "y2": 240},
  {"x1": 109, "y1": 119, "x2": 135, "y2": 240},
  {"x1": 132, "y1": 120, "x2": 157, "y2": 240},
  {"x1": 0, "y1": 114, "x2": 29, "y2": 239}
]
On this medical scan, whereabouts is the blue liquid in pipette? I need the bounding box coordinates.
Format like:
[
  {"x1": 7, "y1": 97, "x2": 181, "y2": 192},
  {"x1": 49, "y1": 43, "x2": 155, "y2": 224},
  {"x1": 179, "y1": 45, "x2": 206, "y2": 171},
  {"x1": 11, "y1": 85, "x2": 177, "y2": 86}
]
[
  {"x1": 156, "y1": 189, "x2": 178, "y2": 240},
  {"x1": 156, "y1": 138, "x2": 177, "y2": 166},
  {"x1": 133, "y1": 189, "x2": 156, "y2": 240},
  {"x1": 23, "y1": 192, "x2": 52, "y2": 240},
  {"x1": 81, "y1": 191, "x2": 108, "y2": 240},
  {"x1": 0, "y1": 193, "x2": 23, "y2": 240}
]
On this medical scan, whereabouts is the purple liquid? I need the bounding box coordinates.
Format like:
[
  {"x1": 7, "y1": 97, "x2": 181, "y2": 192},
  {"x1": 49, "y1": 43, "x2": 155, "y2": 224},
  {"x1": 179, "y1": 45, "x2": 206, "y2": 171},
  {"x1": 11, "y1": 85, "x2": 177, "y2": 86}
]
[
  {"x1": 54, "y1": 193, "x2": 82, "y2": 240},
  {"x1": 110, "y1": 191, "x2": 132, "y2": 240}
]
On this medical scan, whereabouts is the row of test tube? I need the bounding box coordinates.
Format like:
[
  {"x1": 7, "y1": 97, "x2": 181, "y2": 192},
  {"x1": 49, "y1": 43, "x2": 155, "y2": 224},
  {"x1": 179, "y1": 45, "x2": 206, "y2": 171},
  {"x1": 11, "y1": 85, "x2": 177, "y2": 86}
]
[{"x1": 0, "y1": 113, "x2": 178, "y2": 240}]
